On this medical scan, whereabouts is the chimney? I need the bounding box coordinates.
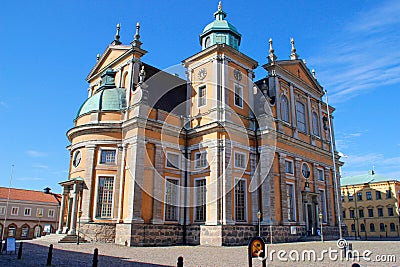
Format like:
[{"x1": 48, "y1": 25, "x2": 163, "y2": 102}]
[{"x1": 43, "y1": 187, "x2": 51, "y2": 194}]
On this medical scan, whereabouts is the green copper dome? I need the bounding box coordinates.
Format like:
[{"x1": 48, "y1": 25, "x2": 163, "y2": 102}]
[
  {"x1": 76, "y1": 69, "x2": 126, "y2": 118},
  {"x1": 200, "y1": 2, "x2": 241, "y2": 50}
]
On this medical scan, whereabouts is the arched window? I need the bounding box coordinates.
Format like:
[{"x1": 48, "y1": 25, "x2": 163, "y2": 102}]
[
  {"x1": 312, "y1": 112, "x2": 320, "y2": 136},
  {"x1": 360, "y1": 223, "x2": 365, "y2": 232},
  {"x1": 370, "y1": 223, "x2": 375, "y2": 232},
  {"x1": 8, "y1": 224, "x2": 17, "y2": 237},
  {"x1": 380, "y1": 223, "x2": 385, "y2": 232},
  {"x1": 21, "y1": 225, "x2": 29, "y2": 238},
  {"x1": 296, "y1": 101, "x2": 307, "y2": 133},
  {"x1": 34, "y1": 225, "x2": 42, "y2": 238},
  {"x1": 280, "y1": 95, "x2": 290, "y2": 123},
  {"x1": 390, "y1": 223, "x2": 396, "y2": 232}
]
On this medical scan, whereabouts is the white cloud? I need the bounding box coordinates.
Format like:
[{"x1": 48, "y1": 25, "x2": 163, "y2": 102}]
[
  {"x1": 309, "y1": 0, "x2": 400, "y2": 103},
  {"x1": 32, "y1": 164, "x2": 49, "y2": 169},
  {"x1": 25, "y1": 150, "x2": 47, "y2": 157}
]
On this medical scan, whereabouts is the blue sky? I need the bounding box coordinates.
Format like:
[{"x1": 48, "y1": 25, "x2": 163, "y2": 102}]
[{"x1": 0, "y1": 0, "x2": 399, "y2": 192}]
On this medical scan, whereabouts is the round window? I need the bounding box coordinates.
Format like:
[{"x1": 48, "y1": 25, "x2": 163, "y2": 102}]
[
  {"x1": 301, "y1": 163, "x2": 310, "y2": 178},
  {"x1": 72, "y1": 150, "x2": 82, "y2": 168}
]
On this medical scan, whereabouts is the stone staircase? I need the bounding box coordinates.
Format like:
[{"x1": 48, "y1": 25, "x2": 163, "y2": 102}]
[
  {"x1": 32, "y1": 233, "x2": 67, "y2": 243},
  {"x1": 58, "y1": 234, "x2": 89, "y2": 244}
]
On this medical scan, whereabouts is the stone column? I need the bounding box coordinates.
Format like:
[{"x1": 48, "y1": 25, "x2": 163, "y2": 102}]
[
  {"x1": 113, "y1": 145, "x2": 123, "y2": 219},
  {"x1": 151, "y1": 144, "x2": 164, "y2": 224},
  {"x1": 57, "y1": 189, "x2": 68, "y2": 233},
  {"x1": 289, "y1": 83, "x2": 297, "y2": 138},
  {"x1": 250, "y1": 150, "x2": 259, "y2": 225},
  {"x1": 259, "y1": 145, "x2": 276, "y2": 225},
  {"x1": 294, "y1": 158, "x2": 304, "y2": 224},
  {"x1": 306, "y1": 94, "x2": 313, "y2": 143},
  {"x1": 318, "y1": 101, "x2": 325, "y2": 142},
  {"x1": 206, "y1": 145, "x2": 219, "y2": 225},
  {"x1": 117, "y1": 144, "x2": 127, "y2": 221},
  {"x1": 81, "y1": 144, "x2": 96, "y2": 223},
  {"x1": 68, "y1": 183, "x2": 79, "y2": 235},
  {"x1": 221, "y1": 140, "x2": 233, "y2": 225}
]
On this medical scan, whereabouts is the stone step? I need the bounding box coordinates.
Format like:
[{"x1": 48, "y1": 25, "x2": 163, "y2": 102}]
[{"x1": 58, "y1": 235, "x2": 88, "y2": 243}]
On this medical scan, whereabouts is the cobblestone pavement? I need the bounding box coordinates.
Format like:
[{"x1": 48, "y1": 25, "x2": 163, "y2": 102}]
[{"x1": 0, "y1": 238, "x2": 399, "y2": 266}]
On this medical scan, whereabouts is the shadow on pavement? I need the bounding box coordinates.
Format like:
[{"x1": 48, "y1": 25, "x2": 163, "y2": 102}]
[{"x1": 0, "y1": 242, "x2": 170, "y2": 267}]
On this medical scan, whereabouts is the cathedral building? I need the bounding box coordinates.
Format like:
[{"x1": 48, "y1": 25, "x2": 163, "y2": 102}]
[{"x1": 58, "y1": 2, "x2": 343, "y2": 246}]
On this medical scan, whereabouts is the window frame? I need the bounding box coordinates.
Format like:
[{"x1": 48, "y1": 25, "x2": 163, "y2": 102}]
[
  {"x1": 377, "y1": 207, "x2": 383, "y2": 217},
  {"x1": 234, "y1": 178, "x2": 248, "y2": 222},
  {"x1": 285, "y1": 160, "x2": 294, "y2": 175},
  {"x1": 234, "y1": 83, "x2": 244, "y2": 108},
  {"x1": 280, "y1": 95, "x2": 290, "y2": 123},
  {"x1": 368, "y1": 208, "x2": 374, "y2": 217},
  {"x1": 286, "y1": 182, "x2": 296, "y2": 222},
  {"x1": 11, "y1": 207, "x2": 19, "y2": 216},
  {"x1": 357, "y1": 191, "x2": 363, "y2": 201},
  {"x1": 296, "y1": 101, "x2": 307, "y2": 133},
  {"x1": 48, "y1": 209, "x2": 55, "y2": 218},
  {"x1": 312, "y1": 112, "x2": 320, "y2": 137},
  {"x1": 98, "y1": 148, "x2": 117, "y2": 165},
  {"x1": 165, "y1": 151, "x2": 181, "y2": 170},
  {"x1": 0, "y1": 206, "x2": 5, "y2": 215},
  {"x1": 24, "y1": 208, "x2": 31, "y2": 216},
  {"x1": 198, "y1": 85, "x2": 207, "y2": 107},
  {"x1": 376, "y1": 191, "x2": 382, "y2": 200},
  {"x1": 319, "y1": 189, "x2": 327, "y2": 223},
  {"x1": 94, "y1": 175, "x2": 115, "y2": 219},
  {"x1": 164, "y1": 177, "x2": 180, "y2": 221},
  {"x1": 234, "y1": 151, "x2": 246, "y2": 169},
  {"x1": 194, "y1": 178, "x2": 206, "y2": 222},
  {"x1": 317, "y1": 168, "x2": 324, "y2": 181},
  {"x1": 194, "y1": 151, "x2": 208, "y2": 170},
  {"x1": 366, "y1": 191, "x2": 372, "y2": 200}
]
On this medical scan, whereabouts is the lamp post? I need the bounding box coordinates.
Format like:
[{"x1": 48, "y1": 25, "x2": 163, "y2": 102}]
[
  {"x1": 77, "y1": 210, "x2": 82, "y2": 245},
  {"x1": 363, "y1": 218, "x2": 367, "y2": 240},
  {"x1": 353, "y1": 216, "x2": 357, "y2": 240},
  {"x1": 319, "y1": 211, "x2": 324, "y2": 242},
  {"x1": 257, "y1": 210, "x2": 261, "y2": 237}
]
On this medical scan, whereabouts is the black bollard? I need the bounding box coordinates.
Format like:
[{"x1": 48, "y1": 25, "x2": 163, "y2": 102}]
[
  {"x1": 46, "y1": 244, "x2": 53, "y2": 266},
  {"x1": 177, "y1": 256, "x2": 183, "y2": 267},
  {"x1": 93, "y1": 248, "x2": 98, "y2": 267},
  {"x1": 17, "y1": 242, "x2": 23, "y2": 259}
]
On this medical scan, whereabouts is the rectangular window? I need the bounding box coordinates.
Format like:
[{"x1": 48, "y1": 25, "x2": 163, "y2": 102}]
[
  {"x1": 165, "y1": 179, "x2": 179, "y2": 221},
  {"x1": 11, "y1": 207, "x2": 19, "y2": 215},
  {"x1": 285, "y1": 160, "x2": 294, "y2": 174},
  {"x1": 359, "y1": 209, "x2": 364, "y2": 218},
  {"x1": 96, "y1": 176, "x2": 114, "y2": 218},
  {"x1": 24, "y1": 208, "x2": 31, "y2": 216},
  {"x1": 376, "y1": 191, "x2": 382, "y2": 200},
  {"x1": 388, "y1": 207, "x2": 394, "y2": 216},
  {"x1": 194, "y1": 151, "x2": 207, "y2": 169},
  {"x1": 296, "y1": 101, "x2": 307, "y2": 133},
  {"x1": 341, "y1": 195, "x2": 345, "y2": 202},
  {"x1": 198, "y1": 85, "x2": 206, "y2": 107},
  {"x1": 368, "y1": 208, "x2": 374, "y2": 217},
  {"x1": 319, "y1": 190, "x2": 327, "y2": 222},
  {"x1": 287, "y1": 183, "x2": 296, "y2": 221},
  {"x1": 21, "y1": 227, "x2": 29, "y2": 238},
  {"x1": 194, "y1": 179, "x2": 206, "y2": 222},
  {"x1": 235, "y1": 179, "x2": 246, "y2": 222},
  {"x1": 48, "y1": 209, "x2": 55, "y2": 218},
  {"x1": 234, "y1": 84, "x2": 243, "y2": 108},
  {"x1": 36, "y1": 208, "x2": 43, "y2": 217},
  {"x1": 0, "y1": 206, "x2": 6, "y2": 215},
  {"x1": 377, "y1": 207, "x2": 383, "y2": 217},
  {"x1": 348, "y1": 193, "x2": 353, "y2": 202},
  {"x1": 366, "y1": 191, "x2": 372, "y2": 200},
  {"x1": 234, "y1": 152, "x2": 246, "y2": 169},
  {"x1": 349, "y1": 210, "x2": 355, "y2": 218},
  {"x1": 386, "y1": 190, "x2": 392, "y2": 199},
  {"x1": 342, "y1": 210, "x2": 346, "y2": 219},
  {"x1": 166, "y1": 152, "x2": 180, "y2": 169},
  {"x1": 318, "y1": 169, "x2": 324, "y2": 181},
  {"x1": 357, "y1": 192, "x2": 363, "y2": 201},
  {"x1": 100, "y1": 149, "x2": 116, "y2": 164}
]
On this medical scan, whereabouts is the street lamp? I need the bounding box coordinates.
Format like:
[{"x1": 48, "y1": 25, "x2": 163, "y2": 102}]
[
  {"x1": 77, "y1": 210, "x2": 82, "y2": 245},
  {"x1": 257, "y1": 210, "x2": 261, "y2": 237},
  {"x1": 319, "y1": 211, "x2": 324, "y2": 242}
]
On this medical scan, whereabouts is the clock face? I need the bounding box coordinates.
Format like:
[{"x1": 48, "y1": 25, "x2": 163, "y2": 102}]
[
  {"x1": 302, "y1": 163, "x2": 310, "y2": 178},
  {"x1": 73, "y1": 150, "x2": 82, "y2": 168},
  {"x1": 234, "y1": 69, "x2": 242, "y2": 81},
  {"x1": 198, "y1": 68, "x2": 207, "y2": 80}
]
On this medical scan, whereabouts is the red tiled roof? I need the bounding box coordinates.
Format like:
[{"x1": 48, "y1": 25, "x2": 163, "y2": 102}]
[{"x1": 0, "y1": 187, "x2": 61, "y2": 204}]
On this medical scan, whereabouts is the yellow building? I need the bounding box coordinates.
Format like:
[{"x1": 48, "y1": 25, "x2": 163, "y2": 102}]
[
  {"x1": 341, "y1": 171, "x2": 400, "y2": 239},
  {"x1": 58, "y1": 2, "x2": 343, "y2": 246}
]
